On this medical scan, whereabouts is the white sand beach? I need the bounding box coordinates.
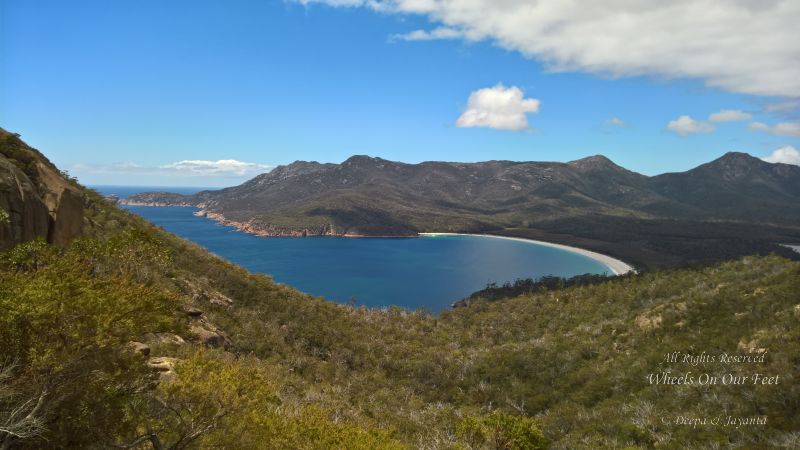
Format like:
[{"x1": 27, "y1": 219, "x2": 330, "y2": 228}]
[
  {"x1": 782, "y1": 244, "x2": 800, "y2": 254},
  {"x1": 419, "y1": 232, "x2": 635, "y2": 275}
]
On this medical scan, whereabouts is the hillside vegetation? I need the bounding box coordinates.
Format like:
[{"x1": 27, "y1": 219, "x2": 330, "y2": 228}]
[{"x1": 2, "y1": 130, "x2": 799, "y2": 449}]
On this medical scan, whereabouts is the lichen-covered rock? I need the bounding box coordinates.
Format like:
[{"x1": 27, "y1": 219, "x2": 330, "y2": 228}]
[{"x1": 147, "y1": 357, "x2": 179, "y2": 382}]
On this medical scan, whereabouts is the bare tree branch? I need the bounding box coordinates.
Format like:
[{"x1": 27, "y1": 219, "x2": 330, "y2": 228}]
[
  {"x1": 111, "y1": 425, "x2": 164, "y2": 450},
  {"x1": 0, "y1": 362, "x2": 49, "y2": 450}
]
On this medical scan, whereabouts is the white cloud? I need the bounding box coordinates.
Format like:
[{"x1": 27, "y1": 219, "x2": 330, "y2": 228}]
[
  {"x1": 708, "y1": 109, "x2": 752, "y2": 123},
  {"x1": 73, "y1": 159, "x2": 273, "y2": 178},
  {"x1": 666, "y1": 109, "x2": 754, "y2": 135},
  {"x1": 605, "y1": 117, "x2": 625, "y2": 127},
  {"x1": 159, "y1": 159, "x2": 271, "y2": 176},
  {"x1": 455, "y1": 84, "x2": 540, "y2": 131},
  {"x1": 294, "y1": 0, "x2": 800, "y2": 97},
  {"x1": 390, "y1": 27, "x2": 464, "y2": 42},
  {"x1": 749, "y1": 121, "x2": 800, "y2": 137},
  {"x1": 762, "y1": 145, "x2": 800, "y2": 166},
  {"x1": 667, "y1": 115, "x2": 714, "y2": 136}
]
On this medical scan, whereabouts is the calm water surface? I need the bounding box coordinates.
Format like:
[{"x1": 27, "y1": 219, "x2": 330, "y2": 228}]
[{"x1": 95, "y1": 186, "x2": 611, "y2": 311}]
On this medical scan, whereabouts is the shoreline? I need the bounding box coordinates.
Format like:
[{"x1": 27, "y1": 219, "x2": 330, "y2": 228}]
[
  {"x1": 782, "y1": 244, "x2": 800, "y2": 254},
  {"x1": 419, "y1": 232, "x2": 635, "y2": 276},
  {"x1": 124, "y1": 204, "x2": 635, "y2": 275}
]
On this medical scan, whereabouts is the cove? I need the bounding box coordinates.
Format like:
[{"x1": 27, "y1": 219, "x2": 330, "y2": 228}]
[{"x1": 117, "y1": 203, "x2": 611, "y2": 311}]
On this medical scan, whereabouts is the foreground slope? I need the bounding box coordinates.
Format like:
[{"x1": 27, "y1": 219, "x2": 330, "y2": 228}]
[
  {"x1": 125, "y1": 153, "x2": 800, "y2": 269},
  {"x1": 2, "y1": 130, "x2": 799, "y2": 449}
]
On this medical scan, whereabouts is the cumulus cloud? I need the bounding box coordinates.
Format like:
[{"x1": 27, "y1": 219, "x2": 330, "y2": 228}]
[
  {"x1": 455, "y1": 84, "x2": 540, "y2": 131},
  {"x1": 667, "y1": 115, "x2": 714, "y2": 136},
  {"x1": 708, "y1": 109, "x2": 752, "y2": 123},
  {"x1": 294, "y1": 0, "x2": 800, "y2": 97},
  {"x1": 762, "y1": 145, "x2": 800, "y2": 166},
  {"x1": 605, "y1": 117, "x2": 625, "y2": 127},
  {"x1": 748, "y1": 121, "x2": 800, "y2": 137}
]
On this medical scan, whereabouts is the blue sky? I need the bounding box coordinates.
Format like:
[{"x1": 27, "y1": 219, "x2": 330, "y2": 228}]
[{"x1": 1, "y1": 0, "x2": 798, "y2": 186}]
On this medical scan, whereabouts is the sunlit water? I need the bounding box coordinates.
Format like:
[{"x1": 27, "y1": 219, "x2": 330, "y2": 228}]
[{"x1": 95, "y1": 186, "x2": 611, "y2": 311}]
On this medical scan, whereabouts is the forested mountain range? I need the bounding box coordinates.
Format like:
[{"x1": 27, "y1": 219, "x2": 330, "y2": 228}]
[{"x1": 125, "y1": 152, "x2": 800, "y2": 269}]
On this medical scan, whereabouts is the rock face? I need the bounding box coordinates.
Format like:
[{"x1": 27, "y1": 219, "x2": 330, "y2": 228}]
[
  {"x1": 0, "y1": 155, "x2": 51, "y2": 246},
  {"x1": 0, "y1": 130, "x2": 84, "y2": 250},
  {"x1": 48, "y1": 188, "x2": 84, "y2": 247}
]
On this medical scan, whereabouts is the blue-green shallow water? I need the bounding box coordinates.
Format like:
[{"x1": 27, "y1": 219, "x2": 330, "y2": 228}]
[{"x1": 94, "y1": 186, "x2": 611, "y2": 311}]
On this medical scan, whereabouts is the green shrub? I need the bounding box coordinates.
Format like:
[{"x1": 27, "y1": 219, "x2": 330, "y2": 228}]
[{"x1": 457, "y1": 411, "x2": 547, "y2": 450}]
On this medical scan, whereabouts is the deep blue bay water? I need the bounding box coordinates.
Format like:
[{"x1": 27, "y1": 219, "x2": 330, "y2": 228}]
[{"x1": 94, "y1": 186, "x2": 611, "y2": 312}]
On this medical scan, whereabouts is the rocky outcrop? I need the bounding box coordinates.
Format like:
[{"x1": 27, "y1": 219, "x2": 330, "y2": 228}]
[
  {"x1": 183, "y1": 305, "x2": 203, "y2": 317},
  {"x1": 48, "y1": 187, "x2": 84, "y2": 247},
  {"x1": 144, "y1": 332, "x2": 187, "y2": 347},
  {"x1": 0, "y1": 155, "x2": 51, "y2": 248},
  {"x1": 148, "y1": 357, "x2": 179, "y2": 382},
  {"x1": 183, "y1": 279, "x2": 235, "y2": 308},
  {"x1": 0, "y1": 131, "x2": 84, "y2": 249},
  {"x1": 189, "y1": 319, "x2": 230, "y2": 348},
  {"x1": 127, "y1": 341, "x2": 152, "y2": 357}
]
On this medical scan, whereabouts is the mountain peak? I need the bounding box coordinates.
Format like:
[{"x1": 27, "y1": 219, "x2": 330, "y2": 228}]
[
  {"x1": 343, "y1": 155, "x2": 386, "y2": 164},
  {"x1": 715, "y1": 151, "x2": 761, "y2": 164},
  {"x1": 340, "y1": 155, "x2": 402, "y2": 170},
  {"x1": 567, "y1": 155, "x2": 620, "y2": 171},
  {"x1": 703, "y1": 152, "x2": 765, "y2": 174},
  {"x1": 701, "y1": 151, "x2": 800, "y2": 185},
  {"x1": 257, "y1": 160, "x2": 329, "y2": 182},
  {"x1": 283, "y1": 159, "x2": 326, "y2": 171}
]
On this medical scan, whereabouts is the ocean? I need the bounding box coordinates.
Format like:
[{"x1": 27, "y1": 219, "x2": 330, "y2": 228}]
[{"x1": 94, "y1": 186, "x2": 611, "y2": 311}]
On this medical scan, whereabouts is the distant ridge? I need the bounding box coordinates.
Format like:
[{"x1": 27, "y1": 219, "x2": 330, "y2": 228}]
[
  {"x1": 648, "y1": 152, "x2": 800, "y2": 222},
  {"x1": 124, "y1": 152, "x2": 800, "y2": 269}
]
